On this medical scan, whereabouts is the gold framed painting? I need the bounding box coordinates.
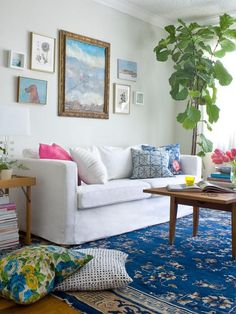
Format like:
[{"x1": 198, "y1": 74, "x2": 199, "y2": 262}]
[{"x1": 58, "y1": 30, "x2": 110, "y2": 119}]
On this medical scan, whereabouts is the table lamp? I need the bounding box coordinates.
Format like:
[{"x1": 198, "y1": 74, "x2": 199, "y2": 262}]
[{"x1": 0, "y1": 106, "x2": 30, "y2": 158}]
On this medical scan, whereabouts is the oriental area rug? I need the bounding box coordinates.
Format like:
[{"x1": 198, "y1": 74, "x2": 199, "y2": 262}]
[
  {"x1": 0, "y1": 209, "x2": 236, "y2": 313},
  {"x1": 53, "y1": 209, "x2": 236, "y2": 314}
]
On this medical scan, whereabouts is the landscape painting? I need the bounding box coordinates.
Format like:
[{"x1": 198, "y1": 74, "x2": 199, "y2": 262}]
[
  {"x1": 117, "y1": 59, "x2": 137, "y2": 81},
  {"x1": 58, "y1": 30, "x2": 110, "y2": 119},
  {"x1": 17, "y1": 76, "x2": 47, "y2": 105}
]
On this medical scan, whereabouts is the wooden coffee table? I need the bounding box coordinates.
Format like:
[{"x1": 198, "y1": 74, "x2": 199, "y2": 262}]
[{"x1": 143, "y1": 187, "x2": 236, "y2": 259}]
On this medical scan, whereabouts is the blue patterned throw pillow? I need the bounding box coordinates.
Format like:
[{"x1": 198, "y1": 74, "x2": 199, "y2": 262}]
[
  {"x1": 130, "y1": 149, "x2": 173, "y2": 179},
  {"x1": 142, "y1": 144, "x2": 182, "y2": 175}
]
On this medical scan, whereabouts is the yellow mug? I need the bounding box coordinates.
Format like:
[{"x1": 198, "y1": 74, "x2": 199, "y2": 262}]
[{"x1": 185, "y1": 176, "x2": 195, "y2": 186}]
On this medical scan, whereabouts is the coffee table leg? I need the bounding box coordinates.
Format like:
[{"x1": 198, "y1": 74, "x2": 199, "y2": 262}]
[
  {"x1": 232, "y1": 203, "x2": 236, "y2": 260},
  {"x1": 193, "y1": 206, "x2": 199, "y2": 237},
  {"x1": 170, "y1": 196, "x2": 178, "y2": 245}
]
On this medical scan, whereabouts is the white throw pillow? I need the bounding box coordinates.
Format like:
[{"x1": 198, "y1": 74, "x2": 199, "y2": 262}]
[
  {"x1": 70, "y1": 147, "x2": 108, "y2": 184},
  {"x1": 22, "y1": 148, "x2": 39, "y2": 159},
  {"x1": 98, "y1": 146, "x2": 136, "y2": 180},
  {"x1": 55, "y1": 248, "x2": 132, "y2": 291}
]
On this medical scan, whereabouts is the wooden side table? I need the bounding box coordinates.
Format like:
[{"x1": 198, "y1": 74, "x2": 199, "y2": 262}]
[{"x1": 0, "y1": 176, "x2": 36, "y2": 244}]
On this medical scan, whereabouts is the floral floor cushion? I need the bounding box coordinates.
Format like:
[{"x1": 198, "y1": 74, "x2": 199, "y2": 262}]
[{"x1": 0, "y1": 245, "x2": 92, "y2": 304}]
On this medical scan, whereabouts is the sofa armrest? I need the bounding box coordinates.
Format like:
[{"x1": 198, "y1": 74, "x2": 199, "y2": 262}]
[
  {"x1": 180, "y1": 154, "x2": 202, "y2": 178},
  {"x1": 11, "y1": 158, "x2": 78, "y2": 244}
]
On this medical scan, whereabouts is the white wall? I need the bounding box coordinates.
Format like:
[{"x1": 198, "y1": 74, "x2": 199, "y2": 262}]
[{"x1": 0, "y1": 0, "x2": 178, "y2": 156}]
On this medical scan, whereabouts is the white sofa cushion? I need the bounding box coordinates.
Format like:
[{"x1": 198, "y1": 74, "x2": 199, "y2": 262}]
[
  {"x1": 70, "y1": 147, "x2": 108, "y2": 184},
  {"x1": 77, "y1": 178, "x2": 151, "y2": 209},
  {"x1": 142, "y1": 175, "x2": 188, "y2": 187},
  {"x1": 98, "y1": 146, "x2": 136, "y2": 180}
]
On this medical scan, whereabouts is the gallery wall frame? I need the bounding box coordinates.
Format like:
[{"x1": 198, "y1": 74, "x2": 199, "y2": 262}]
[
  {"x1": 113, "y1": 83, "x2": 130, "y2": 114},
  {"x1": 17, "y1": 76, "x2": 47, "y2": 105},
  {"x1": 30, "y1": 32, "x2": 55, "y2": 73},
  {"x1": 117, "y1": 59, "x2": 137, "y2": 81},
  {"x1": 58, "y1": 30, "x2": 110, "y2": 119},
  {"x1": 8, "y1": 51, "x2": 26, "y2": 70},
  {"x1": 133, "y1": 91, "x2": 144, "y2": 106}
]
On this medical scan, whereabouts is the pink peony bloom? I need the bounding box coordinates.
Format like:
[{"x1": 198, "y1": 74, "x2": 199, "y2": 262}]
[
  {"x1": 211, "y1": 147, "x2": 236, "y2": 164},
  {"x1": 231, "y1": 148, "x2": 236, "y2": 157}
]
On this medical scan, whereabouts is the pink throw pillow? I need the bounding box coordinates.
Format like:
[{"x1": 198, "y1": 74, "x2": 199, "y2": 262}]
[{"x1": 39, "y1": 143, "x2": 72, "y2": 161}]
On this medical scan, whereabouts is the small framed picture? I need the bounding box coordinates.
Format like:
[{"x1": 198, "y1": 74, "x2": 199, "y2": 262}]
[
  {"x1": 8, "y1": 51, "x2": 26, "y2": 69},
  {"x1": 133, "y1": 91, "x2": 144, "y2": 105},
  {"x1": 17, "y1": 76, "x2": 47, "y2": 105},
  {"x1": 113, "y1": 83, "x2": 130, "y2": 114},
  {"x1": 117, "y1": 59, "x2": 137, "y2": 81},
  {"x1": 30, "y1": 32, "x2": 55, "y2": 73}
]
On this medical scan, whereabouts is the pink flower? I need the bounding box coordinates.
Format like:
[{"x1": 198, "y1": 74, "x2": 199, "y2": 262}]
[
  {"x1": 211, "y1": 147, "x2": 236, "y2": 164},
  {"x1": 231, "y1": 149, "x2": 236, "y2": 157},
  {"x1": 225, "y1": 151, "x2": 234, "y2": 161}
]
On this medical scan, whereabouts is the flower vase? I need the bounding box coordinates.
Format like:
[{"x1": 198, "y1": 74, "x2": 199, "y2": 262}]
[{"x1": 230, "y1": 165, "x2": 236, "y2": 185}]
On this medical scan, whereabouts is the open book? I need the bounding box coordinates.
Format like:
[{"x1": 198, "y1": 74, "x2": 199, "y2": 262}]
[{"x1": 167, "y1": 180, "x2": 236, "y2": 193}]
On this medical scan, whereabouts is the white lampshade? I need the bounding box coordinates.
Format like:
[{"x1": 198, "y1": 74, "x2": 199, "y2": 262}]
[{"x1": 0, "y1": 106, "x2": 30, "y2": 136}]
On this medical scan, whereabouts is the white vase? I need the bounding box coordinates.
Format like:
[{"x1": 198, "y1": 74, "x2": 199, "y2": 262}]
[{"x1": 0, "y1": 169, "x2": 13, "y2": 180}]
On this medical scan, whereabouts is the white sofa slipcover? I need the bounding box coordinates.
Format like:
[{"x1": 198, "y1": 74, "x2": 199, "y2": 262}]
[{"x1": 11, "y1": 151, "x2": 202, "y2": 245}]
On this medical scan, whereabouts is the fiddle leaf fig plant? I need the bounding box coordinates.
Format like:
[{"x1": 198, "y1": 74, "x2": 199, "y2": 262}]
[{"x1": 154, "y1": 14, "x2": 236, "y2": 156}]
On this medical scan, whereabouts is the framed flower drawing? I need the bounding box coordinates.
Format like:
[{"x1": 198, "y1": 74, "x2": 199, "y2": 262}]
[
  {"x1": 30, "y1": 33, "x2": 55, "y2": 73},
  {"x1": 113, "y1": 84, "x2": 130, "y2": 114}
]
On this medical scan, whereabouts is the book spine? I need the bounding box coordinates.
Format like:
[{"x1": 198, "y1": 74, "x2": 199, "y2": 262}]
[
  {"x1": 0, "y1": 203, "x2": 16, "y2": 210},
  {"x1": 210, "y1": 173, "x2": 230, "y2": 179}
]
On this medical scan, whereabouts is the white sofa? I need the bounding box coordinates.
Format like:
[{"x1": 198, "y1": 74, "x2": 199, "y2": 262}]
[{"x1": 11, "y1": 147, "x2": 202, "y2": 245}]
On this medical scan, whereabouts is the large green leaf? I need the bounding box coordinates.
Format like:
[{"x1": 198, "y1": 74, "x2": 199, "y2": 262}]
[
  {"x1": 165, "y1": 25, "x2": 175, "y2": 36},
  {"x1": 177, "y1": 39, "x2": 189, "y2": 49},
  {"x1": 177, "y1": 111, "x2": 187, "y2": 123},
  {"x1": 220, "y1": 14, "x2": 236, "y2": 30},
  {"x1": 183, "y1": 106, "x2": 201, "y2": 129},
  {"x1": 172, "y1": 51, "x2": 181, "y2": 62},
  {"x1": 197, "y1": 133, "x2": 213, "y2": 153},
  {"x1": 170, "y1": 86, "x2": 188, "y2": 100},
  {"x1": 199, "y1": 42, "x2": 213, "y2": 55},
  {"x1": 189, "y1": 22, "x2": 201, "y2": 31},
  {"x1": 155, "y1": 49, "x2": 170, "y2": 61},
  {"x1": 214, "y1": 60, "x2": 233, "y2": 85},
  {"x1": 224, "y1": 29, "x2": 236, "y2": 39},
  {"x1": 206, "y1": 104, "x2": 220, "y2": 123},
  {"x1": 177, "y1": 106, "x2": 201, "y2": 129},
  {"x1": 214, "y1": 49, "x2": 226, "y2": 58},
  {"x1": 220, "y1": 38, "x2": 236, "y2": 52}
]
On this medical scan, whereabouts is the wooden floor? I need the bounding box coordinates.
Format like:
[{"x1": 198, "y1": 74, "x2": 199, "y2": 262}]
[{"x1": 0, "y1": 295, "x2": 80, "y2": 314}]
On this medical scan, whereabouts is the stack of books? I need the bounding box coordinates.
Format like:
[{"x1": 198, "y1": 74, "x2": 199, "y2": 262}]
[
  {"x1": 0, "y1": 201, "x2": 19, "y2": 250},
  {"x1": 209, "y1": 172, "x2": 231, "y2": 181}
]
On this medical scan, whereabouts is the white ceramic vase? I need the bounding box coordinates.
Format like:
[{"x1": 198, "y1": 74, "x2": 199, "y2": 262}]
[{"x1": 0, "y1": 169, "x2": 13, "y2": 180}]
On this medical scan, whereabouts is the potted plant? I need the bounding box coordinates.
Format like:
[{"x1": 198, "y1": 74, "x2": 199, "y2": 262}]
[
  {"x1": 0, "y1": 159, "x2": 28, "y2": 180},
  {"x1": 154, "y1": 14, "x2": 236, "y2": 156}
]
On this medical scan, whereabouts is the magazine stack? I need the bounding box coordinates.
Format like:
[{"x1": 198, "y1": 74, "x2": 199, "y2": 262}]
[{"x1": 0, "y1": 196, "x2": 19, "y2": 250}]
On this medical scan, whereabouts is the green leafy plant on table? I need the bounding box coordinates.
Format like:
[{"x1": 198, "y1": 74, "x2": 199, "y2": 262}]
[
  {"x1": 0, "y1": 146, "x2": 28, "y2": 173},
  {"x1": 154, "y1": 14, "x2": 236, "y2": 156}
]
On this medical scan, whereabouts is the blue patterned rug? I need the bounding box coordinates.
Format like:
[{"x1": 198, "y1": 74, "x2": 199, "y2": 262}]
[{"x1": 53, "y1": 209, "x2": 236, "y2": 314}]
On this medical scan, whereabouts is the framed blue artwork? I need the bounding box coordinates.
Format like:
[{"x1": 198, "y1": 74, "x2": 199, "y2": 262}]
[
  {"x1": 17, "y1": 76, "x2": 47, "y2": 105},
  {"x1": 117, "y1": 59, "x2": 137, "y2": 81},
  {"x1": 58, "y1": 30, "x2": 110, "y2": 119}
]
